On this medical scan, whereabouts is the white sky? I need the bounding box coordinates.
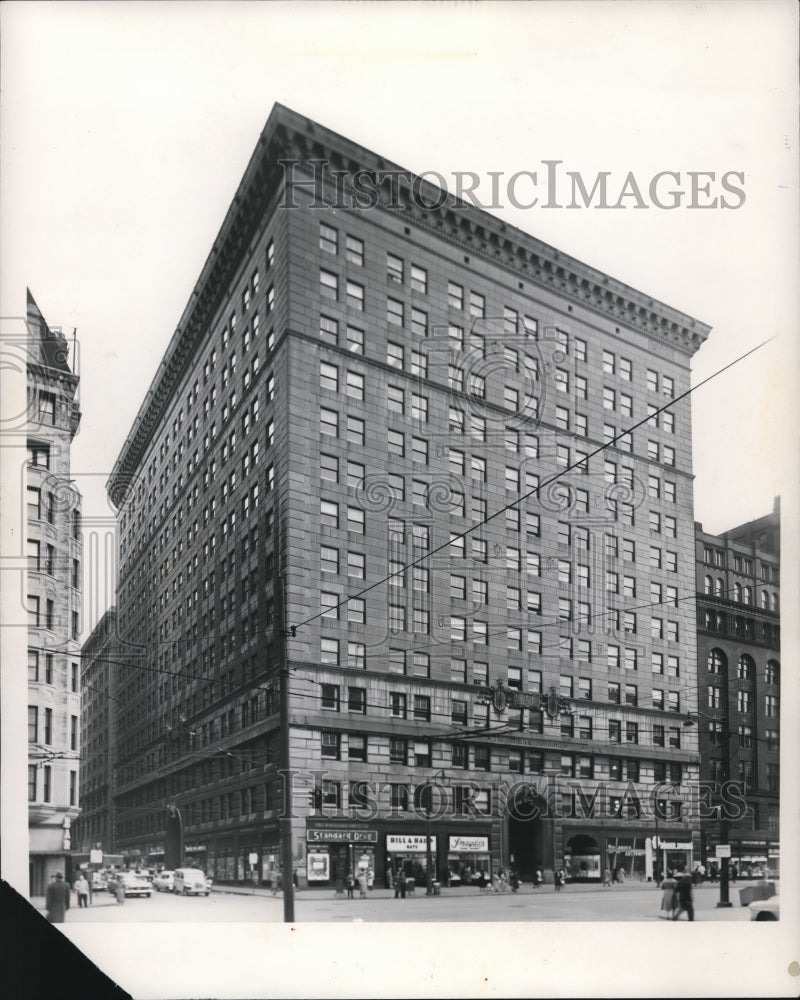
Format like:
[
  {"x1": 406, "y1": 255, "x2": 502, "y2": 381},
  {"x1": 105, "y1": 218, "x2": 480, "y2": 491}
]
[{"x1": 2, "y1": 2, "x2": 798, "y2": 997}]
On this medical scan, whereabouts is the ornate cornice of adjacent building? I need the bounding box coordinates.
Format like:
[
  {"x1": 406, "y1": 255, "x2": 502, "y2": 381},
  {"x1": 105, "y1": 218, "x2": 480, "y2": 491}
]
[{"x1": 108, "y1": 103, "x2": 711, "y2": 507}]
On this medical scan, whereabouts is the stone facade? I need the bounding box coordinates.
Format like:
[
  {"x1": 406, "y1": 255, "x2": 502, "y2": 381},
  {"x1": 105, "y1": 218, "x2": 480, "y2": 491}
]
[
  {"x1": 72, "y1": 608, "x2": 118, "y2": 856},
  {"x1": 25, "y1": 290, "x2": 83, "y2": 895},
  {"x1": 105, "y1": 105, "x2": 710, "y2": 887}
]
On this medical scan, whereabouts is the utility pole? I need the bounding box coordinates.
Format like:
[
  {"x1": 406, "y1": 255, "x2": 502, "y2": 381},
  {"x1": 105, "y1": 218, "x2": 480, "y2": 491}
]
[{"x1": 716, "y1": 717, "x2": 732, "y2": 908}]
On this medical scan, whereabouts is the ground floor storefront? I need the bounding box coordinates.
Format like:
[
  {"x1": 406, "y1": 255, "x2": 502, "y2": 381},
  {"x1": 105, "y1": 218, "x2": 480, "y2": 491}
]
[
  {"x1": 304, "y1": 818, "x2": 499, "y2": 890},
  {"x1": 562, "y1": 825, "x2": 697, "y2": 883}
]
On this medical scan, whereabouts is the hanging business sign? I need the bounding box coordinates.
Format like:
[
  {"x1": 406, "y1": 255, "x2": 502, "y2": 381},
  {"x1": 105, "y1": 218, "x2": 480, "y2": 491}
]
[
  {"x1": 658, "y1": 841, "x2": 693, "y2": 850},
  {"x1": 478, "y1": 680, "x2": 572, "y2": 718}
]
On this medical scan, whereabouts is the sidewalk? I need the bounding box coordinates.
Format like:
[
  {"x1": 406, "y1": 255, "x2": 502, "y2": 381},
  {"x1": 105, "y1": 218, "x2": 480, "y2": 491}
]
[{"x1": 210, "y1": 879, "x2": 752, "y2": 902}]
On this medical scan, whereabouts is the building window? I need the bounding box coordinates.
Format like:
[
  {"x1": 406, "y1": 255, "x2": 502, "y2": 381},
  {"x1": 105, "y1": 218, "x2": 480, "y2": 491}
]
[
  {"x1": 346, "y1": 235, "x2": 364, "y2": 266},
  {"x1": 413, "y1": 741, "x2": 432, "y2": 767},
  {"x1": 320, "y1": 638, "x2": 339, "y2": 665},
  {"x1": 347, "y1": 642, "x2": 366, "y2": 670},
  {"x1": 413, "y1": 695, "x2": 431, "y2": 722},
  {"x1": 319, "y1": 223, "x2": 338, "y2": 254},
  {"x1": 387, "y1": 254, "x2": 404, "y2": 283},
  {"x1": 346, "y1": 281, "x2": 364, "y2": 311},
  {"x1": 451, "y1": 700, "x2": 468, "y2": 726},
  {"x1": 348, "y1": 735, "x2": 367, "y2": 762},
  {"x1": 321, "y1": 732, "x2": 341, "y2": 760},
  {"x1": 390, "y1": 738, "x2": 408, "y2": 765},
  {"x1": 321, "y1": 684, "x2": 340, "y2": 711},
  {"x1": 387, "y1": 298, "x2": 404, "y2": 326},
  {"x1": 27, "y1": 442, "x2": 50, "y2": 468},
  {"x1": 319, "y1": 269, "x2": 338, "y2": 300}
]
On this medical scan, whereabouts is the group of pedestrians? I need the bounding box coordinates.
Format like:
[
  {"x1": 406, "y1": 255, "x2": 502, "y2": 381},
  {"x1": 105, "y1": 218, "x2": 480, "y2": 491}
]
[
  {"x1": 659, "y1": 870, "x2": 695, "y2": 921},
  {"x1": 44, "y1": 871, "x2": 94, "y2": 923},
  {"x1": 345, "y1": 870, "x2": 369, "y2": 898}
]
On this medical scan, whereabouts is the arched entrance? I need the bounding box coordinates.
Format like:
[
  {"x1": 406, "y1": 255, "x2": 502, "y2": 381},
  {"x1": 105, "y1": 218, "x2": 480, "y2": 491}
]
[
  {"x1": 507, "y1": 784, "x2": 548, "y2": 881},
  {"x1": 565, "y1": 834, "x2": 601, "y2": 882}
]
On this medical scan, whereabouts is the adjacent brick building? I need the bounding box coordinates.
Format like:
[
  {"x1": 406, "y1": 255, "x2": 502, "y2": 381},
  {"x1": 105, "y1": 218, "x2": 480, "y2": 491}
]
[
  {"x1": 25, "y1": 290, "x2": 83, "y2": 894},
  {"x1": 695, "y1": 499, "x2": 780, "y2": 876},
  {"x1": 105, "y1": 105, "x2": 710, "y2": 887},
  {"x1": 72, "y1": 607, "x2": 119, "y2": 857}
]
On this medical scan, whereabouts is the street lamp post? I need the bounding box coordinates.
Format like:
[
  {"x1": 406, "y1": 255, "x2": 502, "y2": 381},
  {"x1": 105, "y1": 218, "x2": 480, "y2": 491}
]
[
  {"x1": 652, "y1": 800, "x2": 661, "y2": 886},
  {"x1": 423, "y1": 771, "x2": 446, "y2": 896}
]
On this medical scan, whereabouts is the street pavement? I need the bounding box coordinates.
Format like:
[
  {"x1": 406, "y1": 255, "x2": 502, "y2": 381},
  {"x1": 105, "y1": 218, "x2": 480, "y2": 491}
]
[{"x1": 30, "y1": 879, "x2": 757, "y2": 923}]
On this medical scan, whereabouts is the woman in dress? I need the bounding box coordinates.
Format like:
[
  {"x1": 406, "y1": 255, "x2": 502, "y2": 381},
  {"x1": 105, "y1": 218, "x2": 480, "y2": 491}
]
[{"x1": 659, "y1": 870, "x2": 678, "y2": 918}]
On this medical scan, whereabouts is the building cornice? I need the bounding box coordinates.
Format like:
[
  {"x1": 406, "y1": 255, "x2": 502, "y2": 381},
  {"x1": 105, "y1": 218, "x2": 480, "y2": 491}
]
[{"x1": 108, "y1": 103, "x2": 711, "y2": 507}]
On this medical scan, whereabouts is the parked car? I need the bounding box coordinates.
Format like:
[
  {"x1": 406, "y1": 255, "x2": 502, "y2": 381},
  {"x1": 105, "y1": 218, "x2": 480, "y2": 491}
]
[
  {"x1": 173, "y1": 868, "x2": 211, "y2": 896},
  {"x1": 119, "y1": 872, "x2": 152, "y2": 898},
  {"x1": 749, "y1": 895, "x2": 779, "y2": 921},
  {"x1": 90, "y1": 872, "x2": 107, "y2": 892},
  {"x1": 135, "y1": 868, "x2": 155, "y2": 883},
  {"x1": 152, "y1": 870, "x2": 175, "y2": 892}
]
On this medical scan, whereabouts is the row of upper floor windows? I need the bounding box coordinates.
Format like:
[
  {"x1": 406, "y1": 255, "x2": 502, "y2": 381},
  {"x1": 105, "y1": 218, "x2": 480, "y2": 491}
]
[
  {"x1": 702, "y1": 576, "x2": 779, "y2": 609},
  {"x1": 317, "y1": 224, "x2": 681, "y2": 397},
  {"x1": 705, "y1": 649, "x2": 780, "y2": 685}
]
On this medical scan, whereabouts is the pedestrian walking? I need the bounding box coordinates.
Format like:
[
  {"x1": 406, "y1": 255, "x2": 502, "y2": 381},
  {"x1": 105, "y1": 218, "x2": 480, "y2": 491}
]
[
  {"x1": 554, "y1": 869, "x2": 566, "y2": 892},
  {"x1": 659, "y1": 871, "x2": 678, "y2": 919},
  {"x1": 490, "y1": 872, "x2": 500, "y2": 893},
  {"x1": 603, "y1": 867, "x2": 612, "y2": 887},
  {"x1": 45, "y1": 872, "x2": 70, "y2": 923},
  {"x1": 672, "y1": 874, "x2": 694, "y2": 921},
  {"x1": 345, "y1": 872, "x2": 355, "y2": 899},
  {"x1": 533, "y1": 866, "x2": 543, "y2": 889},
  {"x1": 394, "y1": 870, "x2": 406, "y2": 899},
  {"x1": 112, "y1": 874, "x2": 125, "y2": 905},
  {"x1": 730, "y1": 863, "x2": 738, "y2": 884},
  {"x1": 356, "y1": 870, "x2": 368, "y2": 899},
  {"x1": 74, "y1": 874, "x2": 90, "y2": 908},
  {"x1": 271, "y1": 870, "x2": 282, "y2": 895}
]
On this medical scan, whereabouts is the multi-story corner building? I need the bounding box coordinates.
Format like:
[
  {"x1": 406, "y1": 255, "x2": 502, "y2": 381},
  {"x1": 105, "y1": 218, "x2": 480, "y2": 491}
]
[
  {"x1": 106, "y1": 105, "x2": 710, "y2": 889},
  {"x1": 72, "y1": 608, "x2": 119, "y2": 857},
  {"x1": 695, "y1": 499, "x2": 780, "y2": 876},
  {"x1": 25, "y1": 290, "x2": 83, "y2": 895}
]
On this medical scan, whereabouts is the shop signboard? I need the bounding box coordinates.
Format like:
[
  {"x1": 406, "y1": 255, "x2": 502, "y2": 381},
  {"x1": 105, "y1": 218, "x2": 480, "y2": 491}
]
[
  {"x1": 386, "y1": 834, "x2": 435, "y2": 853},
  {"x1": 449, "y1": 836, "x2": 489, "y2": 853},
  {"x1": 307, "y1": 828, "x2": 378, "y2": 844},
  {"x1": 658, "y1": 841, "x2": 692, "y2": 850}
]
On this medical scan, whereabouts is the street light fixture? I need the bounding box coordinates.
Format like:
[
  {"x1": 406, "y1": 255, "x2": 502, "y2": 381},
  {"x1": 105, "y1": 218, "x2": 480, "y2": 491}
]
[{"x1": 684, "y1": 714, "x2": 733, "y2": 908}]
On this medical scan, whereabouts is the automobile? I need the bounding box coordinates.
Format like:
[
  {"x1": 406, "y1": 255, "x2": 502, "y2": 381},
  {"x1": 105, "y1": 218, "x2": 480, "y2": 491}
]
[
  {"x1": 749, "y1": 895, "x2": 779, "y2": 921},
  {"x1": 152, "y1": 870, "x2": 175, "y2": 892},
  {"x1": 89, "y1": 872, "x2": 107, "y2": 892},
  {"x1": 135, "y1": 868, "x2": 155, "y2": 883},
  {"x1": 173, "y1": 867, "x2": 212, "y2": 896},
  {"x1": 119, "y1": 872, "x2": 152, "y2": 898}
]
